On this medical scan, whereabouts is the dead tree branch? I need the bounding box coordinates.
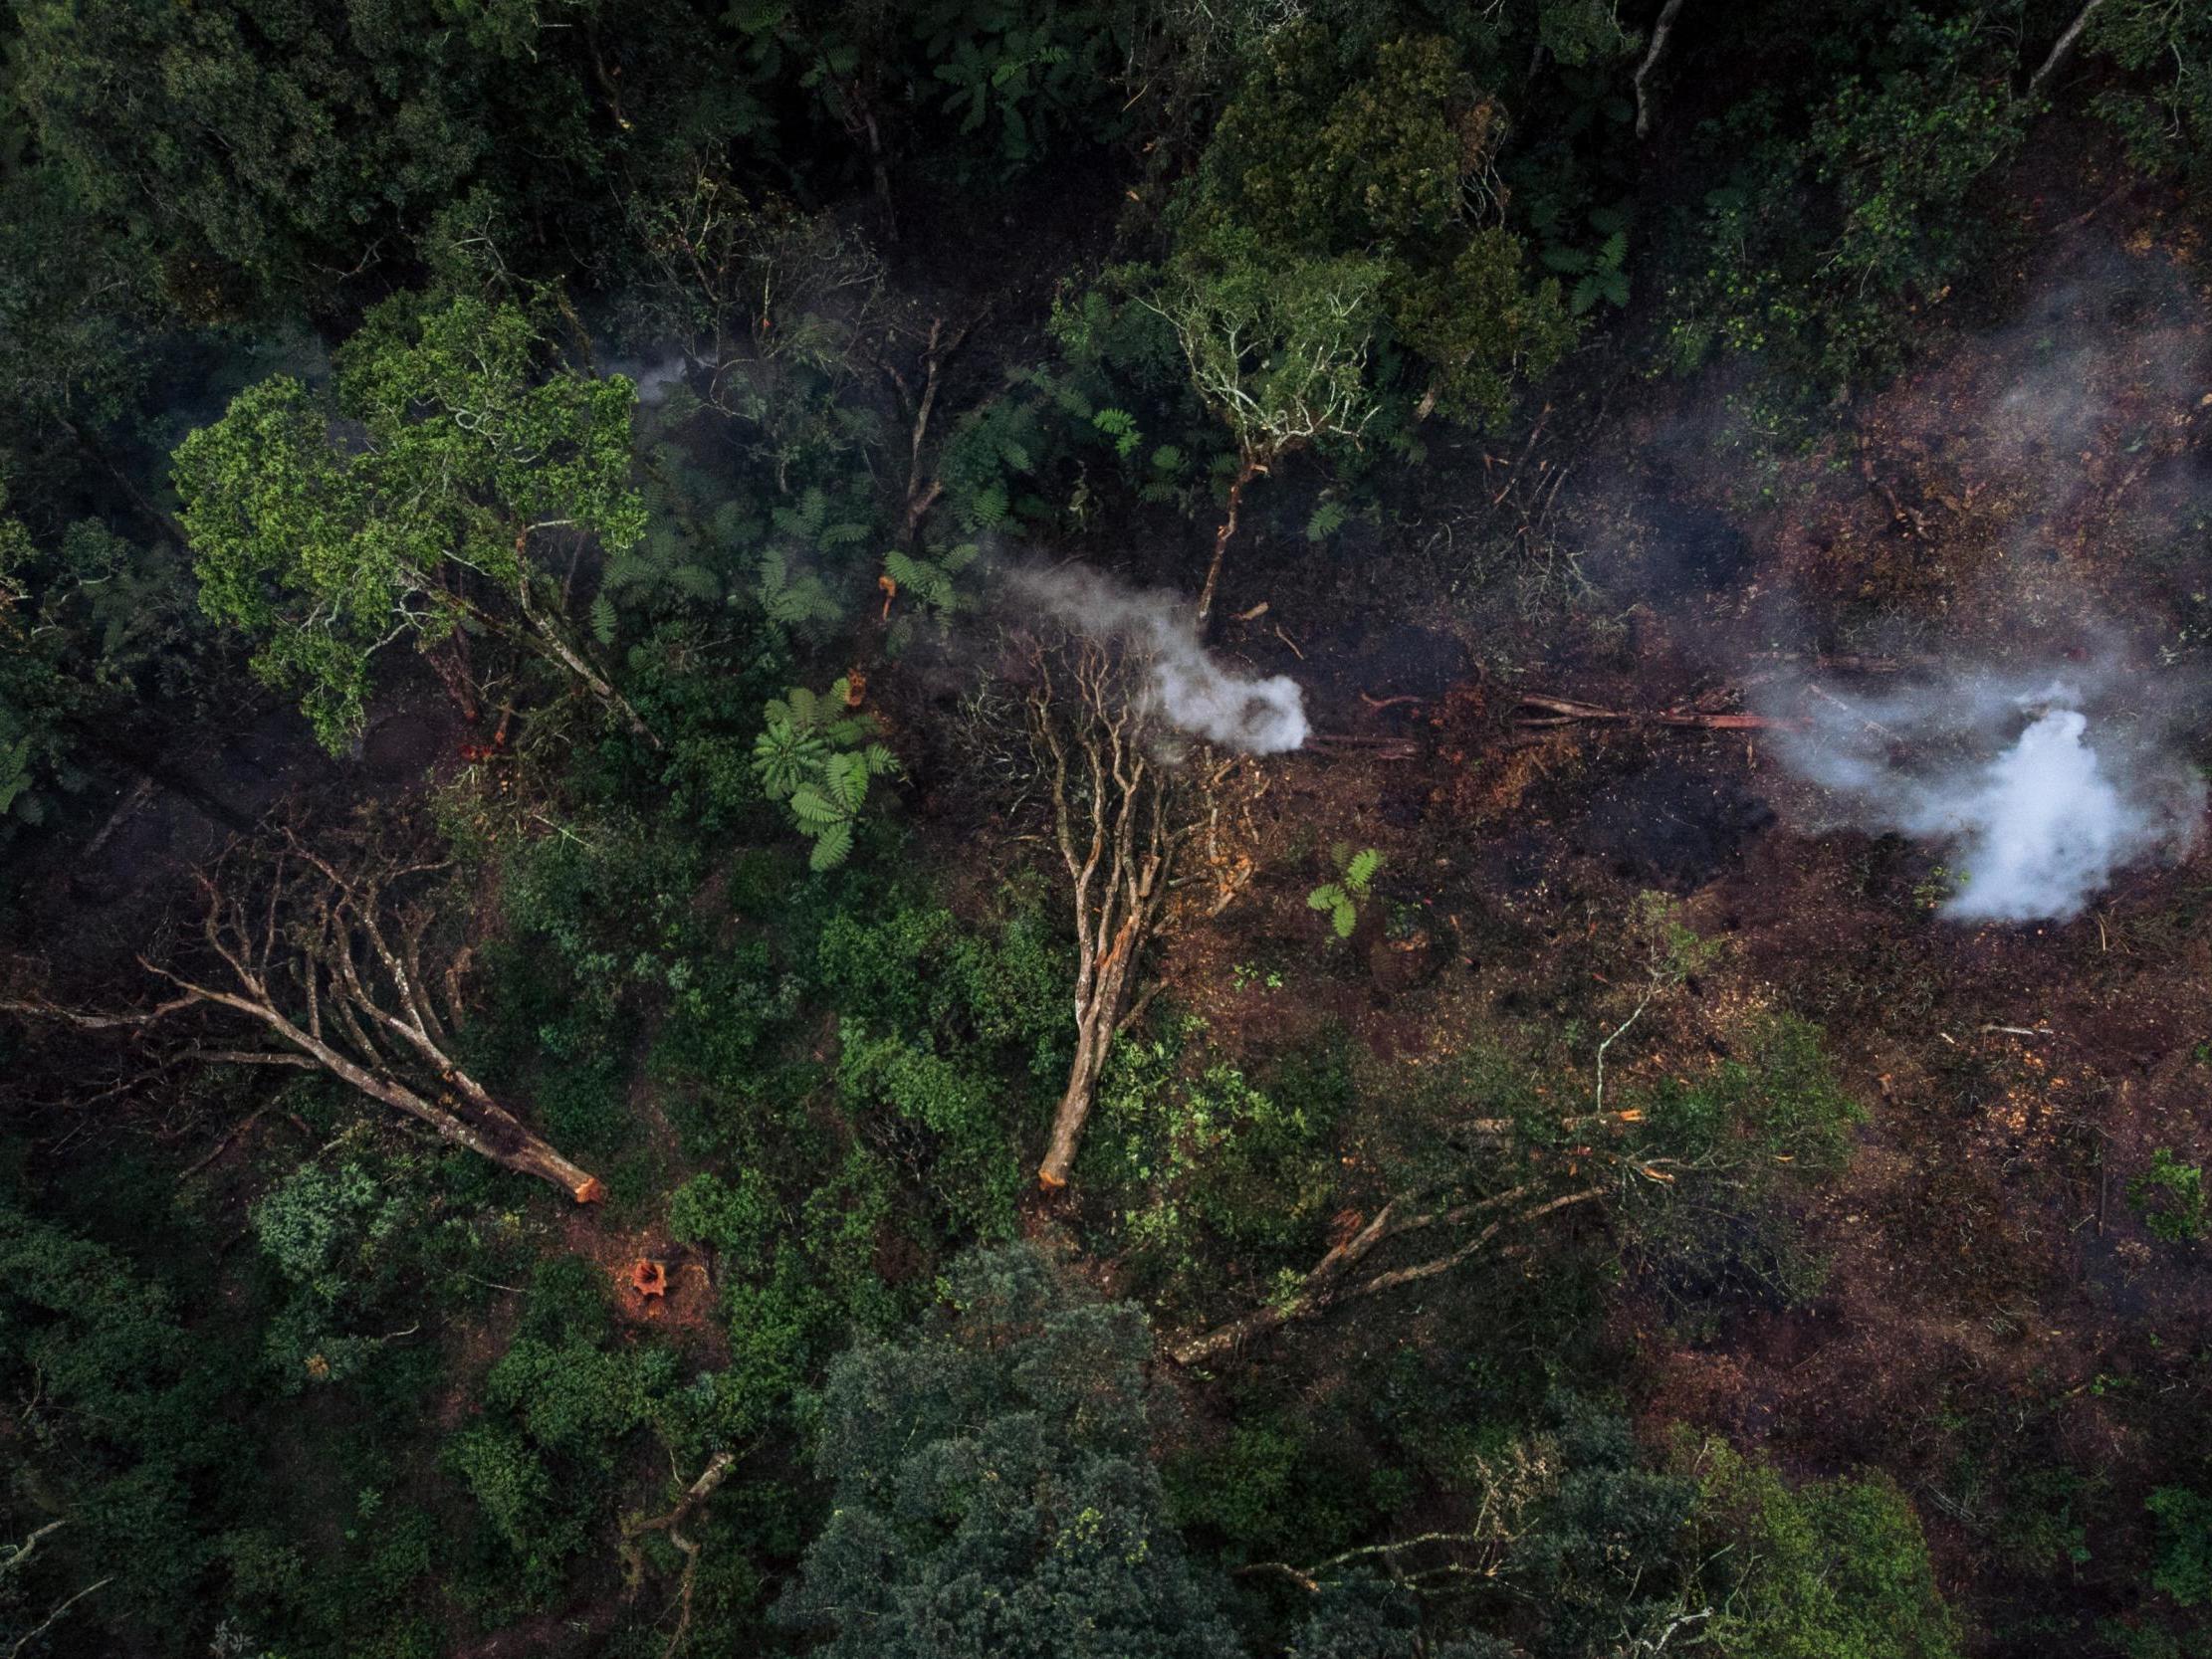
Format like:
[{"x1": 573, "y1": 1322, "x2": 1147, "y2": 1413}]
[
  {"x1": 1513, "y1": 694, "x2": 1808, "y2": 732},
  {"x1": 1029, "y1": 639, "x2": 1185, "y2": 1189},
  {"x1": 3, "y1": 1524, "x2": 112, "y2": 1659},
  {"x1": 621, "y1": 1450, "x2": 739, "y2": 1659},
  {"x1": 1170, "y1": 1182, "x2": 1606, "y2": 1365},
  {"x1": 1237, "y1": 1529, "x2": 1510, "y2": 1594},
  {"x1": 4, "y1": 823, "x2": 603, "y2": 1203}
]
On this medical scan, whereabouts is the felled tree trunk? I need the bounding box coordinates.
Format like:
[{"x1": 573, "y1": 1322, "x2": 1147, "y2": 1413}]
[
  {"x1": 1170, "y1": 1183, "x2": 1604, "y2": 1366},
  {"x1": 148, "y1": 955, "x2": 602, "y2": 1201},
  {"x1": 5, "y1": 822, "x2": 602, "y2": 1203},
  {"x1": 1194, "y1": 454, "x2": 1266, "y2": 631},
  {"x1": 1029, "y1": 640, "x2": 1179, "y2": 1190}
]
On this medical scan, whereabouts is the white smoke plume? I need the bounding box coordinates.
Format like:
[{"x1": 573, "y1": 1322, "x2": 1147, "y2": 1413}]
[
  {"x1": 1767, "y1": 669, "x2": 2204, "y2": 922},
  {"x1": 1008, "y1": 564, "x2": 1309, "y2": 754},
  {"x1": 606, "y1": 351, "x2": 692, "y2": 406}
]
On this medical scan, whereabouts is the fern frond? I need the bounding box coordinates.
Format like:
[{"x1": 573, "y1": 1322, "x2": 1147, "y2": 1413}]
[
  {"x1": 807, "y1": 819, "x2": 854, "y2": 871},
  {"x1": 788, "y1": 785, "x2": 842, "y2": 826},
  {"x1": 822, "y1": 752, "x2": 870, "y2": 811},
  {"x1": 672, "y1": 564, "x2": 721, "y2": 601}
]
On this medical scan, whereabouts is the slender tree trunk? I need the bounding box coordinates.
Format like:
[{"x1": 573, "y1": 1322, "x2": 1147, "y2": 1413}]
[
  {"x1": 1037, "y1": 908, "x2": 1145, "y2": 1188},
  {"x1": 2028, "y1": 0, "x2": 2107, "y2": 102},
  {"x1": 1195, "y1": 456, "x2": 1264, "y2": 631},
  {"x1": 1633, "y1": 0, "x2": 1687, "y2": 139}
]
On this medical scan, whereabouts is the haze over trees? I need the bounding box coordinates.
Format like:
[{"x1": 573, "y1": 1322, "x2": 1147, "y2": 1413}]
[{"x1": 4, "y1": 3, "x2": 2212, "y2": 1657}]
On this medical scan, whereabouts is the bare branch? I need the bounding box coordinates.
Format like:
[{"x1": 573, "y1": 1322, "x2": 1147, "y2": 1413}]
[
  {"x1": 2028, "y1": 0, "x2": 2107, "y2": 101},
  {"x1": 1171, "y1": 1185, "x2": 1606, "y2": 1366}
]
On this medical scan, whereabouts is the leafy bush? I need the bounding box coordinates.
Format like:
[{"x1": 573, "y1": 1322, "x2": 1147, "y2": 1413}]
[
  {"x1": 1659, "y1": 14, "x2": 2026, "y2": 391},
  {"x1": 0, "y1": 1196, "x2": 243, "y2": 1640},
  {"x1": 252, "y1": 1155, "x2": 420, "y2": 1390},
  {"x1": 668, "y1": 1169, "x2": 780, "y2": 1271},
  {"x1": 1630, "y1": 1015, "x2": 1865, "y2": 1320},
  {"x1": 446, "y1": 1256, "x2": 678, "y2": 1612},
  {"x1": 1177, "y1": 25, "x2": 1575, "y2": 431},
  {"x1": 776, "y1": 1244, "x2": 1239, "y2": 1659},
  {"x1": 2089, "y1": 2, "x2": 2212, "y2": 192},
  {"x1": 2147, "y1": 1485, "x2": 2212, "y2": 1608},
  {"x1": 1692, "y1": 1442, "x2": 1961, "y2": 1659},
  {"x1": 2129, "y1": 1149, "x2": 2207, "y2": 1245}
]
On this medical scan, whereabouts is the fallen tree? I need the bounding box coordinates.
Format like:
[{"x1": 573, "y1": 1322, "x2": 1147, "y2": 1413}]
[
  {"x1": 1173, "y1": 905, "x2": 1862, "y2": 1367},
  {"x1": 2, "y1": 819, "x2": 602, "y2": 1202},
  {"x1": 1513, "y1": 693, "x2": 1808, "y2": 732},
  {"x1": 1027, "y1": 637, "x2": 1188, "y2": 1190},
  {"x1": 1170, "y1": 1179, "x2": 1607, "y2": 1366}
]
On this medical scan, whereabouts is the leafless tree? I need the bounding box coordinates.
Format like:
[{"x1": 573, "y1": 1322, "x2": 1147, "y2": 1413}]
[
  {"x1": 1026, "y1": 638, "x2": 1192, "y2": 1190},
  {"x1": 616, "y1": 153, "x2": 883, "y2": 426},
  {"x1": 2, "y1": 820, "x2": 602, "y2": 1202}
]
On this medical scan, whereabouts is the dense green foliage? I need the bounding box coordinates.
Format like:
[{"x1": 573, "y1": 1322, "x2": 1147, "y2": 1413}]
[
  {"x1": 4, "y1": 0, "x2": 2209, "y2": 1653},
  {"x1": 779, "y1": 1245, "x2": 1240, "y2": 1658},
  {"x1": 175, "y1": 294, "x2": 644, "y2": 748}
]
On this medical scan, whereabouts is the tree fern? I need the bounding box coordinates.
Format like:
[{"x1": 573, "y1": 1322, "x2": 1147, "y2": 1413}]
[
  {"x1": 757, "y1": 546, "x2": 842, "y2": 633},
  {"x1": 752, "y1": 678, "x2": 899, "y2": 869},
  {"x1": 1305, "y1": 501, "x2": 1347, "y2": 542},
  {"x1": 883, "y1": 543, "x2": 982, "y2": 619}
]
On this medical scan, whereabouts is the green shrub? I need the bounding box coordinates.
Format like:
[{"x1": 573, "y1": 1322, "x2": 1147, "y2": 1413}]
[
  {"x1": 445, "y1": 1255, "x2": 680, "y2": 1612},
  {"x1": 2129, "y1": 1150, "x2": 2208, "y2": 1245},
  {"x1": 1694, "y1": 1443, "x2": 1961, "y2": 1659},
  {"x1": 1631, "y1": 1015, "x2": 1864, "y2": 1321},
  {"x1": 669, "y1": 1170, "x2": 779, "y2": 1272},
  {"x1": 1659, "y1": 15, "x2": 2026, "y2": 392},
  {"x1": 2147, "y1": 1486, "x2": 2212, "y2": 1608}
]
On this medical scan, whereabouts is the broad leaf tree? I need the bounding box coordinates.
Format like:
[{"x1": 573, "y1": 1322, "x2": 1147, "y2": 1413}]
[
  {"x1": 174, "y1": 294, "x2": 651, "y2": 751},
  {"x1": 778, "y1": 1244, "x2": 1240, "y2": 1659}
]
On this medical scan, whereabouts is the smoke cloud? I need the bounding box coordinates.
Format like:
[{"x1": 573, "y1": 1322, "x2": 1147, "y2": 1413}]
[
  {"x1": 1766, "y1": 669, "x2": 2204, "y2": 922},
  {"x1": 606, "y1": 351, "x2": 691, "y2": 406},
  {"x1": 1008, "y1": 564, "x2": 1309, "y2": 754}
]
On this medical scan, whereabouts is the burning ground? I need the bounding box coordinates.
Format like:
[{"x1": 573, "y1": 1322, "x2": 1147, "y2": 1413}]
[{"x1": 1021, "y1": 223, "x2": 2212, "y2": 1645}]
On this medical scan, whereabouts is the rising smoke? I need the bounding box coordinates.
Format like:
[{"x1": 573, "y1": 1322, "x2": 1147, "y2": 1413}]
[
  {"x1": 605, "y1": 350, "x2": 692, "y2": 406},
  {"x1": 1765, "y1": 668, "x2": 2204, "y2": 922},
  {"x1": 1008, "y1": 564, "x2": 1309, "y2": 754}
]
